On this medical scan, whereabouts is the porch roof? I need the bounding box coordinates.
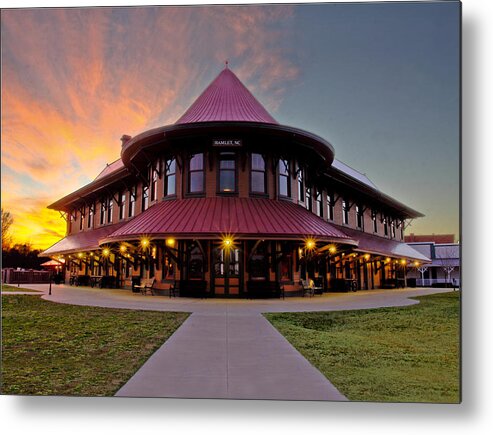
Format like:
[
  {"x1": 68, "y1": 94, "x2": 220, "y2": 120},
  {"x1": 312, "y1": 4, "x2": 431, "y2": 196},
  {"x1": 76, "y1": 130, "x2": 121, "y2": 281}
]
[
  {"x1": 40, "y1": 222, "x2": 125, "y2": 257},
  {"x1": 339, "y1": 226, "x2": 431, "y2": 262},
  {"x1": 101, "y1": 197, "x2": 357, "y2": 245}
]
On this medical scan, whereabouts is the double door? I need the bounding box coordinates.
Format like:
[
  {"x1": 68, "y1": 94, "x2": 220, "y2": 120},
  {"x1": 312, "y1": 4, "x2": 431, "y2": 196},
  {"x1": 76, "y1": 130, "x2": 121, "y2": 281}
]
[{"x1": 211, "y1": 244, "x2": 243, "y2": 296}]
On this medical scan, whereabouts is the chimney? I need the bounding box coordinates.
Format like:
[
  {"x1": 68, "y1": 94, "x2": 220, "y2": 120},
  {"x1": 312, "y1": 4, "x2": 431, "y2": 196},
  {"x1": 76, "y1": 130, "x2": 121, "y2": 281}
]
[{"x1": 120, "y1": 134, "x2": 132, "y2": 147}]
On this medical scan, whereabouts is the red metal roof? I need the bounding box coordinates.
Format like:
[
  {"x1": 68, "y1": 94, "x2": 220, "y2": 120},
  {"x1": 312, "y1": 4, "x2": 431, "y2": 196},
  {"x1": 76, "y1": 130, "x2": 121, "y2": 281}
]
[
  {"x1": 94, "y1": 159, "x2": 125, "y2": 181},
  {"x1": 102, "y1": 197, "x2": 355, "y2": 243},
  {"x1": 40, "y1": 222, "x2": 126, "y2": 256},
  {"x1": 175, "y1": 68, "x2": 278, "y2": 125},
  {"x1": 340, "y1": 226, "x2": 431, "y2": 262}
]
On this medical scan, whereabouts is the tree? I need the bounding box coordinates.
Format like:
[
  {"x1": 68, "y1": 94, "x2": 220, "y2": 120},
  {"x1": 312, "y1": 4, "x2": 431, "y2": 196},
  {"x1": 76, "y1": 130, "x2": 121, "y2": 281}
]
[{"x1": 1, "y1": 208, "x2": 14, "y2": 251}]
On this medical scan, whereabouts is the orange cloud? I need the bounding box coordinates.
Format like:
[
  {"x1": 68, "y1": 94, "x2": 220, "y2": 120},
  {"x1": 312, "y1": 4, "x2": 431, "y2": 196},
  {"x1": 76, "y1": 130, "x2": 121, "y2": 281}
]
[{"x1": 1, "y1": 5, "x2": 300, "y2": 250}]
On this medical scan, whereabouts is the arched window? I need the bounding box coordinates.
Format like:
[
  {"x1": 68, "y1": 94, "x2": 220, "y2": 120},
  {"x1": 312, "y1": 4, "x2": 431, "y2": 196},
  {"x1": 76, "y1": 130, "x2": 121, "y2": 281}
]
[
  {"x1": 251, "y1": 153, "x2": 266, "y2": 194},
  {"x1": 188, "y1": 153, "x2": 204, "y2": 194}
]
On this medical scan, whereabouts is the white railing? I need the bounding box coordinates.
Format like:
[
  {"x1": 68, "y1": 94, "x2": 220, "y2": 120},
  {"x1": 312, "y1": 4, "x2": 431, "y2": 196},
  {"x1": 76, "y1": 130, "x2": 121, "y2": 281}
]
[{"x1": 416, "y1": 278, "x2": 460, "y2": 287}]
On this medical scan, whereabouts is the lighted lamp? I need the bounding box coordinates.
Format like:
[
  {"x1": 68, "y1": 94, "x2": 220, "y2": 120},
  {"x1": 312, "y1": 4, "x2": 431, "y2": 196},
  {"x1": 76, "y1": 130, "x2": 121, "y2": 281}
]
[
  {"x1": 364, "y1": 254, "x2": 370, "y2": 260},
  {"x1": 119, "y1": 244, "x2": 127, "y2": 253},
  {"x1": 166, "y1": 238, "x2": 175, "y2": 247},
  {"x1": 329, "y1": 245, "x2": 336, "y2": 254},
  {"x1": 305, "y1": 238, "x2": 316, "y2": 250},
  {"x1": 102, "y1": 248, "x2": 110, "y2": 257}
]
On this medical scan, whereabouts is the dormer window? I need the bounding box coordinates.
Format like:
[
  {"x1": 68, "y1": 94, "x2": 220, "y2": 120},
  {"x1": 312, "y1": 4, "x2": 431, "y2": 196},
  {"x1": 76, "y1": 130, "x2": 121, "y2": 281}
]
[
  {"x1": 356, "y1": 204, "x2": 364, "y2": 229},
  {"x1": 278, "y1": 159, "x2": 290, "y2": 197},
  {"x1": 342, "y1": 199, "x2": 349, "y2": 225},
  {"x1": 188, "y1": 153, "x2": 204, "y2": 194},
  {"x1": 218, "y1": 152, "x2": 236, "y2": 193},
  {"x1": 150, "y1": 168, "x2": 158, "y2": 202},
  {"x1": 297, "y1": 166, "x2": 305, "y2": 203},
  {"x1": 315, "y1": 190, "x2": 323, "y2": 218},
  {"x1": 251, "y1": 153, "x2": 266, "y2": 194},
  {"x1": 327, "y1": 193, "x2": 334, "y2": 221},
  {"x1": 164, "y1": 157, "x2": 176, "y2": 197},
  {"x1": 142, "y1": 185, "x2": 149, "y2": 211}
]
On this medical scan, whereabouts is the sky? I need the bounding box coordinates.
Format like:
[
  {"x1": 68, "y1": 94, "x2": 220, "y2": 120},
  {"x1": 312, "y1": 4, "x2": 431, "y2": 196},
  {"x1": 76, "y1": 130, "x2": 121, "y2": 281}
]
[{"x1": 1, "y1": 1, "x2": 460, "y2": 250}]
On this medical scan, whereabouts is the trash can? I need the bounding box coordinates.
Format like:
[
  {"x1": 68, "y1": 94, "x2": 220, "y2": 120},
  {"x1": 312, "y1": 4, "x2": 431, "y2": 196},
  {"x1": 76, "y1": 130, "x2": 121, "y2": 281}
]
[{"x1": 131, "y1": 276, "x2": 141, "y2": 293}]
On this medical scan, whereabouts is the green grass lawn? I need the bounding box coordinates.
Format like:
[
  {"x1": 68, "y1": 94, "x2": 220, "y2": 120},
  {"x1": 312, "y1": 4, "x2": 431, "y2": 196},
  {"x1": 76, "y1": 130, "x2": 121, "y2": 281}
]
[
  {"x1": 265, "y1": 291, "x2": 460, "y2": 403},
  {"x1": 2, "y1": 284, "x2": 40, "y2": 292},
  {"x1": 1, "y1": 294, "x2": 189, "y2": 396}
]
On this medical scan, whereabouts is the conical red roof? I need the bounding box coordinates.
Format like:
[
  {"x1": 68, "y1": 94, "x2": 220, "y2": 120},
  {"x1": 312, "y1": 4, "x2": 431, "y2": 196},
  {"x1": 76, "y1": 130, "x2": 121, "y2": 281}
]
[{"x1": 175, "y1": 67, "x2": 278, "y2": 124}]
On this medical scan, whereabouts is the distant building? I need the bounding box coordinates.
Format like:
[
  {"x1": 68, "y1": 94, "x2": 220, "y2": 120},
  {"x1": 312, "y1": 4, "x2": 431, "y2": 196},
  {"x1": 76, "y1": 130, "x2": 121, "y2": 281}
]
[
  {"x1": 406, "y1": 239, "x2": 460, "y2": 287},
  {"x1": 405, "y1": 233, "x2": 456, "y2": 244}
]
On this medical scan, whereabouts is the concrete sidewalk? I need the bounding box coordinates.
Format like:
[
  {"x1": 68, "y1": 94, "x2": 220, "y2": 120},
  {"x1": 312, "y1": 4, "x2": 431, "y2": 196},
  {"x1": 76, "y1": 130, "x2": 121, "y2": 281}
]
[{"x1": 116, "y1": 311, "x2": 347, "y2": 401}]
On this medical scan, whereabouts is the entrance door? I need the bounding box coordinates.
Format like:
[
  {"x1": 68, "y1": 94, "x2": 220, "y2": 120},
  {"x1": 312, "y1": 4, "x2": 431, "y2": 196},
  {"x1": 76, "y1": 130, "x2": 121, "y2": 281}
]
[{"x1": 212, "y1": 244, "x2": 242, "y2": 296}]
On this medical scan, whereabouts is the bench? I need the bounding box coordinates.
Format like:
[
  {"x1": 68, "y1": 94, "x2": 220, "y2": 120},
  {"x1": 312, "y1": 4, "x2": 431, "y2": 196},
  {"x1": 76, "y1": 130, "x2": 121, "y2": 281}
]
[
  {"x1": 300, "y1": 279, "x2": 314, "y2": 297},
  {"x1": 134, "y1": 278, "x2": 156, "y2": 295},
  {"x1": 246, "y1": 281, "x2": 285, "y2": 299}
]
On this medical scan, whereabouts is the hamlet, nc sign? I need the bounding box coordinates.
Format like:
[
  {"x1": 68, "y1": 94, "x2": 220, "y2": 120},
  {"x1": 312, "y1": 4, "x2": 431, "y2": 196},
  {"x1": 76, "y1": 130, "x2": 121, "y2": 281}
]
[{"x1": 212, "y1": 139, "x2": 242, "y2": 147}]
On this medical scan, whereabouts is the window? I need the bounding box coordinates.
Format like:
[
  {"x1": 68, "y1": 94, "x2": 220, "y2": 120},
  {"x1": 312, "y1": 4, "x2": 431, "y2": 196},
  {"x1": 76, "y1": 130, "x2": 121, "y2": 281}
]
[
  {"x1": 119, "y1": 192, "x2": 126, "y2": 220},
  {"x1": 128, "y1": 186, "x2": 136, "y2": 217},
  {"x1": 100, "y1": 200, "x2": 106, "y2": 225},
  {"x1": 251, "y1": 153, "x2": 266, "y2": 194},
  {"x1": 150, "y1": 168, "x2": 158, "y2": 202},
  {"x1": 356, "y1": 204, "x2": 364, "y2": 229},
  {"x1": 88, "y1": 204, "x2": 94, "y2": 229},
  {"x1": 280, "y1": 242, "x2": 293, "y2": 281},
  {"x1": 315, "y1": 190, "x2": 323, "y2": 218},
  {"x1": 297, "y1": 166, "x2": 305, "y2": 203},
  {"x1": 391, "y1": 220, "x2": 396, "y2": 238},
  {"x1": 188, "y1": 153, "x2": 204, "y2": 193},
  {"x1": 342, "y1": 199, "x2": 349, "y2": 225},
  {"x1": 79, "y1": 208, "x2": 84, "y2": 230},
  {"x1": 278, "y1": 159, "x2": 290, "y2": 197},
  {"x1": 372, "y1": 209, "x2": 378, "y2": 233},
  {"x1": 305, "y1": 186, "x2": 312, "y2": 212},
  {"x1": 218, "y1": 152, "x2": 236, "y2": 193},
  {"x1": 162, "y1": 253, "x2": 175, "y2": 280},
  {"x1": 383, "y1": 216, "x2": 388, "y2": 236},
  {"x1": 327, "y1": 193, "x2": 334, "y2": 221},
  {"x1": 164, "y1": 157, "x2": 176, "y2": 196},
  {"x1": 142, "y1": 185, "x2": 149, "y2": 211},
  {"x1": 107, "y1": 199, "x2": 113, "y2": 223},
  {"x1": 400, "y1": 220, "x2": 404, "y2": 239}
]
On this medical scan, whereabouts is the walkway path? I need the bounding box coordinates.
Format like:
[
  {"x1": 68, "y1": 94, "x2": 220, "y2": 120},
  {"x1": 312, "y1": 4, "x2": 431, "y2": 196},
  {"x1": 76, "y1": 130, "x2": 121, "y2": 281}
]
[{"x1": 7, "y1": 284, "x2": 452, "y2": 400}]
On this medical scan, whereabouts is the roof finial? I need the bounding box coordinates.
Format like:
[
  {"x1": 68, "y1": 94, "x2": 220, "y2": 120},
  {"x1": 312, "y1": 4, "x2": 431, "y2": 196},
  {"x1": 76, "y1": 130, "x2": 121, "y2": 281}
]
[{"x1": 225, "y1": 60, "x2": 229, "y2": 69}]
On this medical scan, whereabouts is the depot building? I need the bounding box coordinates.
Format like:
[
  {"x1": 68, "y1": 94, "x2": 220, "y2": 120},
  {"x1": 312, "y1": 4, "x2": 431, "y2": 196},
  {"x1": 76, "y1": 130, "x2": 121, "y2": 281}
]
[{"x1": 41, "y1": 66, "x2": 429, "y2": 297}]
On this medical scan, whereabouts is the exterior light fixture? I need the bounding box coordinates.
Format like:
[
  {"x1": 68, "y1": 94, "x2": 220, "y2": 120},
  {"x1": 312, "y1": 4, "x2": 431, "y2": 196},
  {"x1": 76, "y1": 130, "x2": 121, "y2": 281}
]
[
  {"x1": 364, "y1": 254, "x2": 370, "y2": 260},
  {"x1": 119, "y1": 244, "x2": 127, "y2": 253},
  {"x1": 329, "y1": 245, "x2": 336, "y2": 254},
  {"x1": 221, "y1": 234, "x2": 236, "y2": 251},
  {"x1": 77, "y1": 252, "x2": 83, "y2": 258},
  {"x1": 400, "y1": 259, "x2": 407, "y2": 265},
  {"x1": 102, "y1": 248, "x2": 110, "y2": 257},
  {"x1": 90, "y1": 252, "x2": 94, "y2": 256},
  {"x1": 166, "y1": 238, "x2": 175, "y2": 247},
  {"x1": 385, "y1": 257, "x2": 391, "y2": 263},
  {"x1": 414, "y1": 261, "x2": 419, "y2": 267},
  {"x1": 305, "y1": 238, "x2": 316, "y2": 251}
]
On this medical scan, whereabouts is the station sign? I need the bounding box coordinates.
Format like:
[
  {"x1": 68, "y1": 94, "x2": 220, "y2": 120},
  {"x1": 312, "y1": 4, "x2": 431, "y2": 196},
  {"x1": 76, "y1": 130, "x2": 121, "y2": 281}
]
[{"x1": 212, "y1": 139, "x2": 242, "y2": 147}]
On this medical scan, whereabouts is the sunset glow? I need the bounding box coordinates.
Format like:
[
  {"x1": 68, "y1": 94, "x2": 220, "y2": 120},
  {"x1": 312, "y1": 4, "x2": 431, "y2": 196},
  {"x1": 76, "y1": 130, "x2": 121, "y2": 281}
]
[{"x1": 1, "y1": 3, "x2": 459, "y2": 250}]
